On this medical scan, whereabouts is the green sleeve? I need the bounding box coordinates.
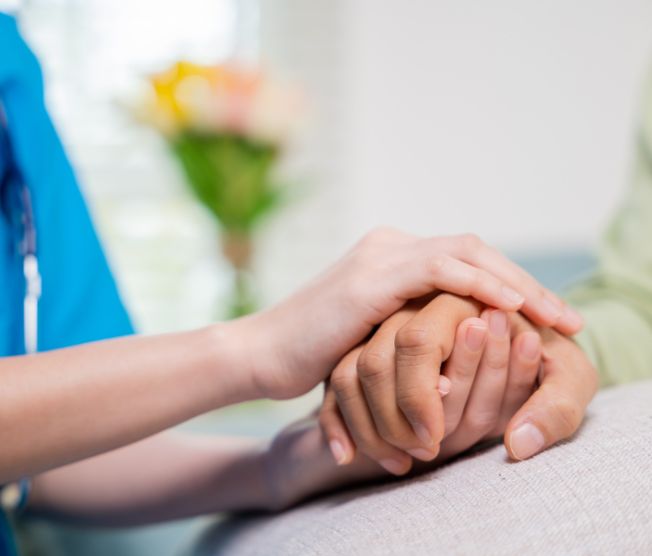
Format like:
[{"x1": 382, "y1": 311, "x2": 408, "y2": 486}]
[{"x1": 565, "y1": 71, "x2": 652, "y2": 386}]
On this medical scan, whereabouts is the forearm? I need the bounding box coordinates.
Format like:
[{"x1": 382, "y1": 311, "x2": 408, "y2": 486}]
[
  {"x1": 0, "y1": 320, "x2": 259, "y2": 483},
  {"x1": 265, "y1": 418, "x2": 387, "y2": 510},
  {"x1": 27, "y1": 431, "x2": 269, "y2": 526}
]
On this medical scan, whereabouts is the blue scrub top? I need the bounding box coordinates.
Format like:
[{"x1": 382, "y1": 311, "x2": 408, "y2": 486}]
[{"x1": 0, "y1": 12, "x2": 134, "y2": 555}]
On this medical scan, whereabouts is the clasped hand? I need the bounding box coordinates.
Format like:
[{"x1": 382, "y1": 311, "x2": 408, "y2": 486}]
[
  {"x1": 254, "y1": 229, "x2": 595, "y2": 510},
  {"x1": 319, "y1": 294, "x2": 598, "y2": 475}
]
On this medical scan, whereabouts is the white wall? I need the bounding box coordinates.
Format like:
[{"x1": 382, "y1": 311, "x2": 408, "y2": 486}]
[
  {"x1": 340, "y1": 0, "x2": 652, "y2": 251},
  {"x1": 256, "y1": 0, "x2": 652, "y2": 304}
]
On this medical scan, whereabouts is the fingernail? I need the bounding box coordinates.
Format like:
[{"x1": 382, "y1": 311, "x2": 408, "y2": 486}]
[
  {"x1": 562, "y1": 306, "x2": 584, "y2": 330},
  {"x1": 501, "y1": 286, "x2": 524, "y2": 305},
  {"x1": 542, "y1": 296, "x2": 563, "y2": 322},
  {"x1": 465, "y1": 324, "x2": 486, "y2": 351},
  {"x1": 380, "y1": 458, "x2": 409, "y2": 475},
  {"x1": 509, "y1": 423, "x2": 545, "y2": 460},
  {"x1": 329, "y1": 439, "x2": 348, "y2": 465},
  {"x1": 412, "y1": 422, "x2": 434, "y2": 448},
  {"x1": 438, "y1": 375, "x2": 452, "y2": 396},
  {"x1": 489, "y1": 311, "x2": 508, "y2": 336},
  {"x1": 520, "y1": 332, "x2": 540, "y2": 360},
  {"x1": 407, "y1": 448, "x2": 437, "y2": 461}
]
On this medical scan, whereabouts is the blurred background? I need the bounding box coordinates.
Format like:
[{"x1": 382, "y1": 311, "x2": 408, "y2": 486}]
[{"x1": 12, "y1": 0, "x2": 652, "y2": 554}]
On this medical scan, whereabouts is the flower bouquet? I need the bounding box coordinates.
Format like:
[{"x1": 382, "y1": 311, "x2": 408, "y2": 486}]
[{"x1": 136, "y1": 61, "x2": 303, "y2": 317}]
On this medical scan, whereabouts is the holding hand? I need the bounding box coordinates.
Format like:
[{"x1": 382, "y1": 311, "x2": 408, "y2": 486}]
[
  {"x1": 241, "y1": 229, "x2": 582, "y2": 402},
  {"x1": 318, "y1": 294, "x2": 597, "y2": 475},
  {"x1": 263, "y1": 317, "x2": 541, "y2": 509}
]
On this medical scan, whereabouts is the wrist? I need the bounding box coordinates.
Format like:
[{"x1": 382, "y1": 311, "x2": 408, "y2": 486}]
[
  {"x1": 262, "y1": 419, "x2": 333, "y2": 511},
  {"x1": 228, "y1": 439, "x2": 275, "y2": 512},
  {"x1": 204, "y1": 307, "x2": 290, "y2": 403},
  {"x1": 201, "y1": 318, "x2": 266, "y2": 405},
  {"x1": 263, "y1": 419, "x2": 385, "y2": 511}
]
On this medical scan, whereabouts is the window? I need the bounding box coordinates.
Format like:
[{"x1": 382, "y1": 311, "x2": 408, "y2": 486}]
[{"x1": 20, "y1": 0, "x2": 257, "y2": 332}]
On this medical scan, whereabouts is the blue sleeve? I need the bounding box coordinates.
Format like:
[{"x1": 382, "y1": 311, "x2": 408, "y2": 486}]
[{"x1": 0, "y1": 13, "x2": 134, "y2": 354}]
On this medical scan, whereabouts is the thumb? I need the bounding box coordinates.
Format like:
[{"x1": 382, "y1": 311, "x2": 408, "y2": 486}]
[{"x1": 504, "y1": 347, "x2": 597, "y2": 461}]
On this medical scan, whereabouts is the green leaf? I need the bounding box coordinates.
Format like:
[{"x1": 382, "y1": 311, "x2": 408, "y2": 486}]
[{"x1": 170, "y1": 133, "x2": 286, "y2": 233}]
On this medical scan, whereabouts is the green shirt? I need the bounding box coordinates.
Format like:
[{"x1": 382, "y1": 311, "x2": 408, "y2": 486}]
[{"x1": 567, "y1": 71, "x2": 652, "y2": 386}]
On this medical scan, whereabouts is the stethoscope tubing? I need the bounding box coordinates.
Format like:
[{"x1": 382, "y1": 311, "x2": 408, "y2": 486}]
[{"x1": 19, "y1": 184, "x2": 39, "y2": 355}]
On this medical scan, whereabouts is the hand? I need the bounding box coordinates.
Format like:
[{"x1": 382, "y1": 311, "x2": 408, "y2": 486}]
[
  {"x1": 263, "y1": 309, "x2": 539, "y2": 509},
  {"x1": 503, "y1": 317, "x2": 599, "y2": 460},
  {"x1": 240, "y1": 229, "x2": 582, "y2": 401},
  {"x1": 318, "y1": 294, "x2": 541, "y2": 473},
  {"x1": 432, "y1": 308, "x2": 543, "y2": 463},
  {"x1": 319, "y1": 297, "x2": 597, "y2": 474},
  {"x1": 320, "y1": 294, "x2": 482, "y2": 474}
]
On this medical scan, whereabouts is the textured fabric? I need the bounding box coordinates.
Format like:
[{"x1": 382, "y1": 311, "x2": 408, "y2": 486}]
[
  {"x1": 567, "y1": 66, "x2": 652, "y2": 386},
  {"x1": 0, "y1": 12, "x2": 134, "y2": 356},
  {"x1": 195, "y1": 380, "x2": 652, "y2": 556}
]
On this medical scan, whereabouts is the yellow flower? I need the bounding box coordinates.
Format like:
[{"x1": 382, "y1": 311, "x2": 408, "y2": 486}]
[
  {"x1": 137, "y1": 61, "x2": 303, "y2": 143},
  {"x1": 144, "y1": 61, "x2": 213, "y2": 133}
]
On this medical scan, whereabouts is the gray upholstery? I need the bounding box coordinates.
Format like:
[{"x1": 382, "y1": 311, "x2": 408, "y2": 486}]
[{"x1": 192, "y1": 379, "x2": 652, "y2": 556}]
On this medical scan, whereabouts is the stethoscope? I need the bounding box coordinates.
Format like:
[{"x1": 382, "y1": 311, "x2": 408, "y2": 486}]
[
  {"x1": 0, "y1": 102, "x2": 40, "y2": 355},
  {"x1": 19, "y1": 183, "x2": 40, "y2": 355}
]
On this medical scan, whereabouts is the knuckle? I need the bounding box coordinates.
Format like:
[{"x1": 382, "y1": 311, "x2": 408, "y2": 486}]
[
  {"x1": 395, "y1": 325, "x2": 431, "y2": 353},
  {"x1": 330, "y1": 368, "x2": 356, "y2": 397},
  {"x1": 357, "y1": 349, "x2": 392, "y2": 384},
  {"x1": 465, "y1": 411, "x2": 498, "y2": 433},
  {"x1": 425, "y1": 254, "x2": 448, "y2": 278},
  {"x1": 396, "y1": 388, "x2": 428, "y2": 417},
  {"x1": 451, "y1": 359, "x2": 478, "y2": 380},
  {"x1": 459, "y1": 233, "x2": 483, "y2": 252},
  {"x1": 484, "y1": 350, "x2": 509, "y2": 371}
]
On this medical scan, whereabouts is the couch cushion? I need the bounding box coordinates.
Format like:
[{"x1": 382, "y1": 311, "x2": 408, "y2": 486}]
[{"x1": 193, "y1": 379, "x2": 652, "y2": 556}]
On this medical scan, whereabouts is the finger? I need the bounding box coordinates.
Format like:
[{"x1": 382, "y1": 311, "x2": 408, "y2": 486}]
[
  {"x1": 504, "y1": 341, "x2": 598, "y2": 461},
  {"x1": 319, "y1": 382, "x2": 356, "y2": 465},
  {"x1": 394, "y1": 294, "x2": 481, "y2": 449},
  {"x1": 440, "y1": 310, "x2": 510, "y2": 457},
  {"x1": 463, "y1": 310, "x2": 510, "y2": 432},
  {"x1": 445, "y1": 234, "x2": 583, "y2": 334},
  {"x1": 357, "y1": 310, "x2": 440, "y2": 462},
  {"x1": 393, "y1": 249, "x2": 527, "y2": 314},
  {"x1": 330, "y1": 349, "x2": 413, "y2": 475},
  {"x1": 490, "y1": 331, "x2": 541, "y2": 436},
  {"x1": 441, "y1": 317, "x2": 488, "y2": 436}
]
